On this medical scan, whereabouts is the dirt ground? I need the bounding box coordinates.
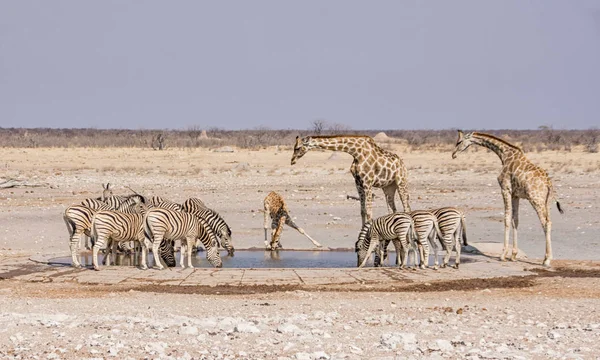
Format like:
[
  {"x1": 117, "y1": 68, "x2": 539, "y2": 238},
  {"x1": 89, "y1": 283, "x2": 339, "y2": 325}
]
[{"x1": 0, "y1": 144, "x2": 599, "y2": 359}]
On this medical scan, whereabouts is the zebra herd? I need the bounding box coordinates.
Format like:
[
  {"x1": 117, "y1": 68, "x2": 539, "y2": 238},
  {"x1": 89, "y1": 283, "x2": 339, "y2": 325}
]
[
  {"x1": 65, "y1": 184, "x2": 467, "y2": 270},
  {"x1": 64, "y1": 183, "x2": 232, "y2": 270},
  {"x1": 355, "y1": 207, "x2": 468, "y2": 269}
]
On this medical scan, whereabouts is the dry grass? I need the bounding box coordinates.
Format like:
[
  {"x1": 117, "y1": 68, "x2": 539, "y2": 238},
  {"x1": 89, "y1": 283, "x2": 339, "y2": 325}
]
[{"x1": 1, "y1": 128, "x2": 599, "y2": 153}]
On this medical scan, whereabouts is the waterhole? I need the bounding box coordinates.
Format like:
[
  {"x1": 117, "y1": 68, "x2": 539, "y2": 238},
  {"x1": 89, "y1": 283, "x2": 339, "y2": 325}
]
[{"x1": 48, "y1": 250, "x2": 476, "y2": 269}]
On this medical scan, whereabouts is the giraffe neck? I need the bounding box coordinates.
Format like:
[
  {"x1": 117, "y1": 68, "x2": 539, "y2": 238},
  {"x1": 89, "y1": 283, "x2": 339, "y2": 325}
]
[
  {"x1": 307, "y1": 136, "x2": 370, "y2": 158},
  {"x1": 471, "y1": 133, "x2": 522, "y2": 165}
]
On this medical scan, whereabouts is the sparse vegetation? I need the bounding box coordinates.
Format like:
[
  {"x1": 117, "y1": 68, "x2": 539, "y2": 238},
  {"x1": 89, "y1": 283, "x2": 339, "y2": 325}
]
[{"x1": 0, "y1": 127, "x2": 598, "y2": 152}]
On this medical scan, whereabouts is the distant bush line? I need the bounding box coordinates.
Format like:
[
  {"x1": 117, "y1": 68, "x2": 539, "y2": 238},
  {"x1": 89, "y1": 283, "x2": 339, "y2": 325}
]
[{"x1": 0, "y1": 127, "x2": 597, "y2": 153}]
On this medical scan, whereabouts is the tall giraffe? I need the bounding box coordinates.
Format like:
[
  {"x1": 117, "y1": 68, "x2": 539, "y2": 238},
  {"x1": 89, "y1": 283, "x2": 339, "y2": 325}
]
[
  {"x1": 291, "y1": 135, "x2": 411, "y2": 224},
  {"x1": 452, "y1": 130, "x2": 564, "y2": 266}
]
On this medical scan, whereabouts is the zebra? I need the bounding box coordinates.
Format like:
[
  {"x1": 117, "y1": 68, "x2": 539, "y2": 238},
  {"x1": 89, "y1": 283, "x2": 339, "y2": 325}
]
[
  {"x1": 90, "y1": 209, "x2": 149, "y2": 271},
  {"x1": 409, "y1": 210, "x2": 445, "y2": 269},
  {"x1": 100, "y1": 194, "x2": 146, "y2": 210},
  {"x1": 182, "y1": 199, "x2": 234, "y2": 255},
  {"x1": 65, "y1": 202, "x2": 112, "y2": 268},
  {"x1": 65, "y1": 196, "x2": 146, "y2": 264},
  {"x1": 181, "y1": 197, "x2": 208, "y2": 212},
  {"x1": 356, "y1": 212, "x2": 417, "y2": 268},
  {"x1": 144, "y1": 208, "x2": 223, "y2": 269},
  {"x1": 148, "y1": 196, "x2": 182, "y2": 211},
  {"x1": 101, "y1": 183, "x2": 113, "y2": 201},
  {"x1": 430, "y1": 207, "x2": 468, "y2": 269}
]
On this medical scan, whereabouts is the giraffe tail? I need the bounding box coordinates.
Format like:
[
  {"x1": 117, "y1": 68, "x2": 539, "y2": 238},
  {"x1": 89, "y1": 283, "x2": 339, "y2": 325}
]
[{"x1": 549, "y1": 186, "x2": 564, "y2": 215}]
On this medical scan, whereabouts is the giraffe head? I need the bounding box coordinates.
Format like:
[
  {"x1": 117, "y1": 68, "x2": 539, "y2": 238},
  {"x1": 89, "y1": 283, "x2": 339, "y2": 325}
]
[
  {"x1": 102, "y1": 183, "x2": 113, "y2": 201},
  {"x1": 290, "y1": 136, "x2": 310, "y2": 165},
  {"x1": 452, "y1": 130, "x2": 474, "y2": 159}
]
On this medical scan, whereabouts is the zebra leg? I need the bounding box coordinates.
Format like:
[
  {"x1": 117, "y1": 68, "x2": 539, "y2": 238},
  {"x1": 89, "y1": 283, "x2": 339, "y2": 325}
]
[
  {"x1": 69, "y1": 230, "x2": 83, "y2": 268},
  {"x1": 185, "y1": 236, "x2": 194, "y2": 268},
  {"x1": 453, "y1": 230, "x2": 461, "y2": 269},
  {"x1": 152, "y1": 237, "x2": 165, "y2": 270},
  {"x1": 104, "y1": 239, "x2": 113, "y2": 266},
  {"x1": 428, "y1": 232, "x2": 439, "y2": 270},
  {"x1": 92, "y1": 237, "x2": 106, "y2": 271},
  {"x1": 139, "y1": 236, "x2": 148, "y2": 270}
]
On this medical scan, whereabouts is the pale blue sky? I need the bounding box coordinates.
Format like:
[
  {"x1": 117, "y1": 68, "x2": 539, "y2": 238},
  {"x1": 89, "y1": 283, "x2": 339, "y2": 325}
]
[{"x1": 1, "y1": 1, "x2": 599, "y2": 130}]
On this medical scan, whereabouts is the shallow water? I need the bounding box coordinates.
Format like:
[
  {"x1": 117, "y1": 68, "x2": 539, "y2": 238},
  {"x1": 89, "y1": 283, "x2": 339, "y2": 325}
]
[
  {"x1": 50, "y1": 250, "x2": 471, "y2": 269},
  {"x1": 51, "y1": 250, "x2": 359, "y2": 269}
]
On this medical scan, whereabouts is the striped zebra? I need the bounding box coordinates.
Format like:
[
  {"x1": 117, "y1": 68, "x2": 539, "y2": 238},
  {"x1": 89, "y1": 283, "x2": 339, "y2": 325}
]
[
  {"x1": 90, "y1": 209, "x2": 149, "y2": 271},
  {"x1": 65, "y1": 197, "x2": 146, "y2": 262},
  {"x1": 100, "y1": 194, "x2": 146, "y2": 209},
  {"x1": 148, "y1": 196, "x2": 182, "y2": 211},
  {"x1": 181, "y1": 197, "x2": 208, "y2": 212},
  {"x1": 101, "y1": 183, "x2": 113, "y2": 201},
  {"x1": 65, "y1": 201, "x2": 112, "y2": 268},
  {"x1": 356, "y1": 212, "x2": 417, "y2": 268},
  {"x1": 144, "y1": 208, "x2": 223, "y2": 269},
  {"x1": 431, "y1": 207, "x2": 468, "y2": 269},
  {"x1": 182, "y1": 199, "x2": 234, "y2": 255},
  {"x1": 410, "y1": 210, "x2": 444, "y2": 269}
]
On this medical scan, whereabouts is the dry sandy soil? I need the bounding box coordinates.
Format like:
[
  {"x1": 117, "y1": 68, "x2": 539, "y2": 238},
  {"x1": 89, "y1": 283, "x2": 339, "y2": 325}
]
[{"x1": 0, "y1": 144, "x2": 599, "y2": 359}]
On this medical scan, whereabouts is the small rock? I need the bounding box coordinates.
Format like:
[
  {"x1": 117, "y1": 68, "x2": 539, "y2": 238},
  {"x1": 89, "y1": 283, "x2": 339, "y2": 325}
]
[
  {"x1": 313, "y1": 351, "x2": 330, "y2": 359},
  {"x1": 235, "y1": 322, "x2": 260, "y2": 333},
  {"x1": 278, "y1": 323, "x2": 302, "y2": 334},
  {"x1": 178, "y1": 326, "x2": 199, "y2": 336},
  {"x1": 547, "y1": 331, "x2": 562, "y2": 340},
  {"x1": 295, "y1": 352, "x2": 311, "y2": 360}
]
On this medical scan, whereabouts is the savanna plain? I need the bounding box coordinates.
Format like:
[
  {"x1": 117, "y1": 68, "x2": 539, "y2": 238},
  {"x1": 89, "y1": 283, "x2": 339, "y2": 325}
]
[{"x1": 0, "y1": 138, "x2": 599, "y2": 359}]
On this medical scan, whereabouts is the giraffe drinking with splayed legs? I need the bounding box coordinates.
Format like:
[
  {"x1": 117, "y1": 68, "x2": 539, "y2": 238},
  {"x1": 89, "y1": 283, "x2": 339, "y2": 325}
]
[
  {"x1": 291, "y1": 135, "x2": 411, "y2": 225},
  {"x1": 452, "y1": 130, "x2": 564, "y2": 267}
]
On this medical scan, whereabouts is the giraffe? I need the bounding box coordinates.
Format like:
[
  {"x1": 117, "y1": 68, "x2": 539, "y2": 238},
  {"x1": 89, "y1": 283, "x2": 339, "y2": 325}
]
[
  {"x1": 452, "y1": 130, "x2": 564, "y2": 266},
  {"x1": 263, "y1": 191, "x2": 322, "y2": 250},
  {"x1": 291, "y1": 135, "x2": 411, "y2": 224}
]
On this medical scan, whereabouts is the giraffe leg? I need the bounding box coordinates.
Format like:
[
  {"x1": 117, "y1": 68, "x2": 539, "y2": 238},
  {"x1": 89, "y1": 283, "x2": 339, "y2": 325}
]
[
  {"x1": 270, "y1": 216, "x2": 286, "y2": 250},
  {"x1": 354, "y1": 178, "x2": 367, "y2": 225},
  {"x1": 382, "y1": 184, "x2": 397, "y2": 213},
  {"x1": 263, "y1": 203, "x2": 271, "y2": 247},
  {"x1": 511, "y1": 197, "x2": 520, "y2": 261},
  {"x1": 500, "y1": 189, "x2": 513, "y2": 262},
  {"x1": 285, "y1": 217, "x2": 322, "y2": 247},
  {"x1": 364, "y1": 187, "x2": 374, "y2": 223},
  {"x1": 532, "y1": 201, "x2": 552, "y2": 267},
  {"x1": 397, "y1": 178, "x2": 411, "y2": 212}
]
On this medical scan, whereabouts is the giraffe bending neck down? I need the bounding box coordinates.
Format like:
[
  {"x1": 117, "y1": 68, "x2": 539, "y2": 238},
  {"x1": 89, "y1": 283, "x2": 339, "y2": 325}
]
[
  {"x1": 452, "y1": 130, "x2": 564, "y2": 266},
  {"x1": 291, "y1": 135, "x2": 411, "y2": 224}
]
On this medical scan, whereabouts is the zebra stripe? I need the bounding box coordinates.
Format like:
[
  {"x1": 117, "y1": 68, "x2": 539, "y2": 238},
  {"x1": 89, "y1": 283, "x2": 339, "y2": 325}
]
[
  {"x1": 183, "y1": 207, "x2": 234, "y2": 255},
  {"x1": 356, "y1": 212, "x2": 417, "y2": 268},
  {"x1": 431, "y1": 207, "x2": 467, "y2": 268},
  {"x1": 90, "y1": 210, "x2": 149, "y2": 271},
  {"x1": 144, "y1": 208, "x2": 222, "y2": 269},
  {"x1": 148, "y1": 196, "x2": 182, "y2": 211},
  {"x1": 182, "y1": 197, "x2": 208, "y2": 212},
  {"x1": 65, "y1": 203, "x2": 112, "y2": 268},
  {"x1": 409, "y1": 210, "x2": 444, "y2": 269}
]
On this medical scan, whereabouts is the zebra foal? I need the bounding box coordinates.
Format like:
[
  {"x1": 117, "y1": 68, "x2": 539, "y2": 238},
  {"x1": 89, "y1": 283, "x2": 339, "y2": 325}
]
[
  {"x1": 356, "y1": 212, "x2": 417, "y2": 268},
  {"x1": 144, "y1": 208, "x2": 223, "y2": 269}
]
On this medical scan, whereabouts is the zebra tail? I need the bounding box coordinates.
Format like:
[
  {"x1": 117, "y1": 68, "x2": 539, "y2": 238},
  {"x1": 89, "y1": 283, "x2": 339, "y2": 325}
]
[
  {"x1": 460, "y1": 215, "x2": 468, "y2": 246},
  {"x1": 433, "y1": 218, "x2": 444, "y2": 241},
  {"x1": 359, "y1": 227, "x2": 377, "y2": 268},
  {"x1": 90, "y1": 214, "x2": 98, "y2": 248},
  {"x1": 63, "y1": 210, "x2": 75, "y2": 237}
]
